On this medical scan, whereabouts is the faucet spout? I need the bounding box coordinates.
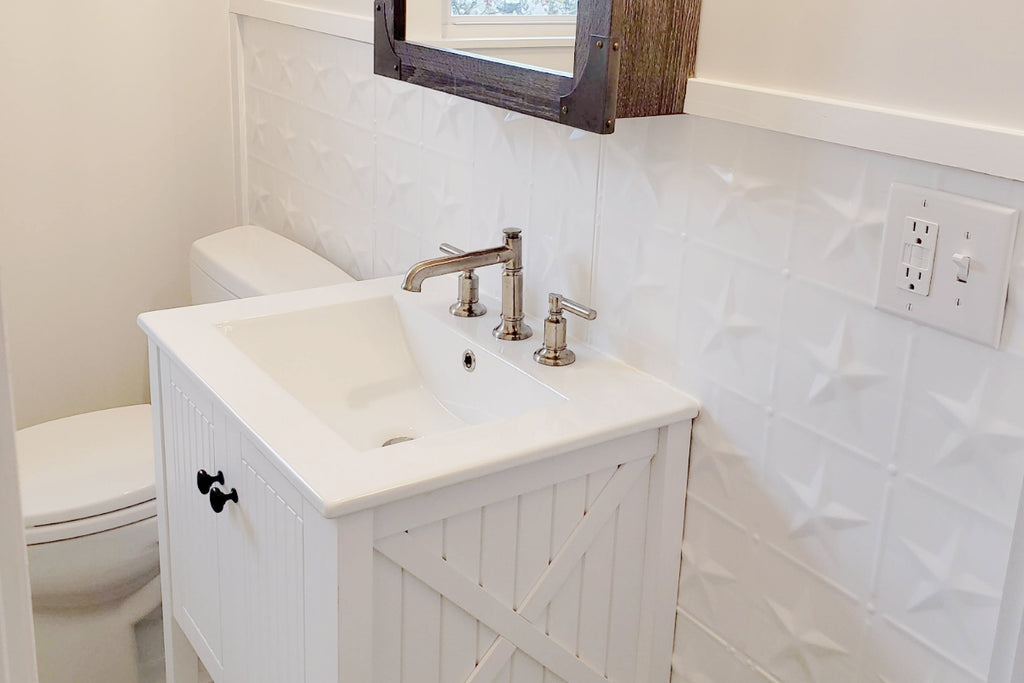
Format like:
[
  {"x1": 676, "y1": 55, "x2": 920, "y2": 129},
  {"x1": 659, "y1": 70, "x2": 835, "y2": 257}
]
[
  {"x1": 401, "y1": 228, "x2": 532, "y2": 341},
  {"x1": 401, "y1": 245, "x2": 512, "y2": 292}
]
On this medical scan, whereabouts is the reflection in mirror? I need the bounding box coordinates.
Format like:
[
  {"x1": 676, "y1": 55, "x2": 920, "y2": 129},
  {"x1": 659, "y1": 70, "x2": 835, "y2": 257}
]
[{"x1": 405, "y1": 0, "x2": 577, "y2": 74}]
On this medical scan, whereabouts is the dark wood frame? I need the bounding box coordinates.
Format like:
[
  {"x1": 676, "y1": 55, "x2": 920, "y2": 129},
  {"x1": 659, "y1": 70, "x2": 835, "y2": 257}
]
[{"x1": 373, "y1": 0, "x2": 701, "y2": 134}]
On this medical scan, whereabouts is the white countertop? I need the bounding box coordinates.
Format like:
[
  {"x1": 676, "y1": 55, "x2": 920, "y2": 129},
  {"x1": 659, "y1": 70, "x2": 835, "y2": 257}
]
[{"x1": 139, "y1": 275, "x2": 699, "y2": 518}]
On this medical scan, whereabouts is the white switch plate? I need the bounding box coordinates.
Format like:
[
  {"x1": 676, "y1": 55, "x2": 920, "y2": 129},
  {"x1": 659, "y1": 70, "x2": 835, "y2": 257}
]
[{"x1": 875, "y1": 184, "x2": 1020, "y2": 347}]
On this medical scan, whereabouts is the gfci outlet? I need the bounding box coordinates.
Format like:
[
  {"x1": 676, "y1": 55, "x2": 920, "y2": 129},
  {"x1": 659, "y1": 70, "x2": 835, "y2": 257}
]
[
  {"x1": 898, "y1": 217, "x2": 939, "y2": 295},
  {"x1": 875, "y1": 184, "x2": 1020, "y2": 347}
]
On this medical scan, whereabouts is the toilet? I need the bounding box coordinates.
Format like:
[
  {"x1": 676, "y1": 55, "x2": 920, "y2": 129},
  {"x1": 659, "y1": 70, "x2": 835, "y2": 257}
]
[{"x1": 17, "y1": 225, "x2": 354, "y2": 683}]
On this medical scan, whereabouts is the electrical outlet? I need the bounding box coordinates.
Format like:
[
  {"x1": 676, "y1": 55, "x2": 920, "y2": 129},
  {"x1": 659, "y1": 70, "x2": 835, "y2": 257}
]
[
  {"x1": 875, "y1": 184, "x2": 1019, "y2": 347},
  {"x1": 898, "y1": 217, "x2": 939, "y2": 295}
]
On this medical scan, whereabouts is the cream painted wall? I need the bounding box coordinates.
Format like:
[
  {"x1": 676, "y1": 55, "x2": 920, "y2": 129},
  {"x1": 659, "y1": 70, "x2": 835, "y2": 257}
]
[
  {"x1": 696, "y1": 0, "x2": 1024, "y2": 128},
  {"x1": 0, "y1": 1, "x2": 238, "y2": 428}
]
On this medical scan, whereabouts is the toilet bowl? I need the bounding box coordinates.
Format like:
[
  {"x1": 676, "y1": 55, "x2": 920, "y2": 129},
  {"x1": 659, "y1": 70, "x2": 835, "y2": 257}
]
[{"x1": 18, "y1": 225, "x2": 354, "y2": 683}]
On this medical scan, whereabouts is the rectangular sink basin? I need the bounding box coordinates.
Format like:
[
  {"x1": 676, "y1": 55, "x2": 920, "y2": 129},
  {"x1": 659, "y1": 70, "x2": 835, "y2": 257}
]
[
  {"x1": 139, "y1": 274, "x2": 698, "y2": 516},
  {"x1": 218, "y1": 296, "x2": 565, "y2": 452}
]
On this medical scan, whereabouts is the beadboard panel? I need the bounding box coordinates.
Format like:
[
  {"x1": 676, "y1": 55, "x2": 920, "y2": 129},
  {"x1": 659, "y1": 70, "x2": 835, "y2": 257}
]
[
  {"x1": 372, "y1": 460, "x2": 653, "y2": 683},
  {"x1": 230, "y1": 439, "x2": 305, "y2": 683},
  {"x1": 237, "y1": 17, "x2": 1024, "y2": 682},
  {"x1": 163, "y1": 365, "x2": 225, "y2": 677}
]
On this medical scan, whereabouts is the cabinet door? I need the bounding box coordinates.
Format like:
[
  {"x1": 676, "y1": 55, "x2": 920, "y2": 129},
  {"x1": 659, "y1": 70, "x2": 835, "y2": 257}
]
[
  {"x1": 161, "y1": 364, "x2": 227, "y2": 679},
  {"x1": 220, "y1": 423, "x2": 305, "y2": 683}
]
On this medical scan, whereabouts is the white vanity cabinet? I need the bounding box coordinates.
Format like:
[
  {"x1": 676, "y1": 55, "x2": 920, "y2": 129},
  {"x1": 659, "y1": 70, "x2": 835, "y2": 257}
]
[
  {"x1": 142, "y1": 279, "x2": 699, "y2": 683},
  {"x1": 157, "y1": 359, "x2": 305, "y2": 683}
]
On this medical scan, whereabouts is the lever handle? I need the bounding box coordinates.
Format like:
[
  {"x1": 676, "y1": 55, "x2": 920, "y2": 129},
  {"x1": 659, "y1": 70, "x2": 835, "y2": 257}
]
[
  {"x1": 439, "y1": 243, "x2": 487, "y2": 318},
  {"x1": 209, "y1": 487, "x2": 238, "y2": 513},
  {"x1": 548, "y1": 293, "x2": 597, "y2": 321},
  {"x1": 535, "y1": 293, "x2": 596, "y2": 367},
  {"x1": 196, "y1": 469, "x2": 225, "y2": 495}
]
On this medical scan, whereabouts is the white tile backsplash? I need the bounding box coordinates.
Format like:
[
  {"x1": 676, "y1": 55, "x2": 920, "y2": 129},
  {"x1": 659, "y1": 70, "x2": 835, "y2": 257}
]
[{"x1": 237, "y1": 16, "x2": 1024, "y2": 681}]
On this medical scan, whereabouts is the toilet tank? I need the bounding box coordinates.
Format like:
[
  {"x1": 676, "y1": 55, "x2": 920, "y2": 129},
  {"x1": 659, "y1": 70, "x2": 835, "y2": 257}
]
[{"x1": 189, "y1": 225, "x2": 355, "y2": 304}]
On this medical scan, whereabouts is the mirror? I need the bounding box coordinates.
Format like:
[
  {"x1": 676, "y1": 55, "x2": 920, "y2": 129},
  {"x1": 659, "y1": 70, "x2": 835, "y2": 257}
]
[
  {"x1": 404, "y1": 0, "x2": 578, "y2": 74},
  {"x1": 374, "y1": 0, "x2": 702, "y2": 134}
]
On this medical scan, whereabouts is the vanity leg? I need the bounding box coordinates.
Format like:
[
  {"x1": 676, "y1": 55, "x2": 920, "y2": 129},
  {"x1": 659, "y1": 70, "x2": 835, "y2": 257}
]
[{"x1": 164, "y1": 616, "x2": 200, "y2": 683}]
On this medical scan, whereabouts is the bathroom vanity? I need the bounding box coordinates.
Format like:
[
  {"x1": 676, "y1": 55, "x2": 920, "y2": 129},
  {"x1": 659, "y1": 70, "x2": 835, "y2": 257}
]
[{"x1": 140, "y1": 274, "x2": 698, "y2": 683}]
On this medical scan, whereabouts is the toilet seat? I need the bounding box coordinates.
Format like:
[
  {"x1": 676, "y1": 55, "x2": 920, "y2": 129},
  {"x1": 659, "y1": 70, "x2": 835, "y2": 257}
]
[
  {"x1": 23, "y1": 498, "x2": 156, "y2": 545},
  {"x1": 17, "y1": 405, "x2": 156, "y2": 544}
]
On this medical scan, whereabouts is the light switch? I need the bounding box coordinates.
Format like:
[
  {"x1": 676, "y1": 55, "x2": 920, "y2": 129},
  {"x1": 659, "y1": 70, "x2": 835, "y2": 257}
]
[
  {"x1": 952, "y1": 253, "x2": 971, "y2": 283},
  {"x1": 875, "y1": 184, "x2": 1019, "y2": 347}
]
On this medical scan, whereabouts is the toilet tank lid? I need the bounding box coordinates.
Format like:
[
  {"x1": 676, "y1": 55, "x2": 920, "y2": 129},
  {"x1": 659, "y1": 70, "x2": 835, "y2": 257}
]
[
  {"x1": 17, "y1": 405, "x2": 155, "y2": 528},
  {"x1": 190, "y1": 225, "x2": 355, "y2": 298}
]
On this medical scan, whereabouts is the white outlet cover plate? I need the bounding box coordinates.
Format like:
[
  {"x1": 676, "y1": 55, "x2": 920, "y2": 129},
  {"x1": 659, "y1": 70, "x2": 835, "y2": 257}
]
[{"x1": 875, "y1": 183, "x2": 1020, "y2": 347}]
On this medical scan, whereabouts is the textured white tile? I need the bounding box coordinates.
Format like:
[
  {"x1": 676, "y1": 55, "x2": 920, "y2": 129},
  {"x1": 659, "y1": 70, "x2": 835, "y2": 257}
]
[
  {"x1": 677, "y1": 499, "x2": 761, "y2": 654},
  {"x1": 469, "y1": 106, "x2": 536, "y2": 299},
  {"x1": 788, "y1": 141, "x2": 886, "y2": 302},
  {"x1": 419, "y1": 148, "x2": 473, "y2": 255},
  {"x1": 421, "y1": 89, "x2": 476, "y2": 162},
  {"x1": 303, "y1": 189, "x2": 374, "y2": 280},
  {"x1": 672, "y1": 613, "x2": 772, "y2": 683},
  {"x1": 746, "y1": 547, "x2": 866, "y2": 683},
  {"x1": 524, "y1": 119, "x2": 600, "y2": 320},
  {"x1": 774, "y1": 280, "x2": 912, "y2": 458},
  {"x1": 374, "y1": 134, "x2": 422, "y2": 233},
  {"x1": 859, "y1": 620, "x2": 985, "y2": 683},
  {"x1": 590, "y1": 118, "x2": 696, "y2": 377},
  {"x1": 874, "y1": 479, "x2": 1011, "y2": 678},
  {"x1": 375, "y1": 76, "x2": 423, "y2": 143},
  {"x1": 372, "y1": 220, "x2": 422, "y2": 278},
  {"x1": 760, "y1": 417, "x2": 887, "y2": 599},
  {"x1": 676, "y1": 243, "x2": 784, "y2": 405},
  {"x1": 685, "y1": 118, "x2": 799, "y2": 268},
  {"x1": 314, "y1": 38, "x2": 375, "y2": 128},
  {"x1": 896, "y1": 325, "x2": 1024, "y2": 525},
  {"x1": 685, "y1": 384, "x2": 768, "y2": 527},
  {"x1": 590, "y1": 218, "x2": 684, "y2": 379}
]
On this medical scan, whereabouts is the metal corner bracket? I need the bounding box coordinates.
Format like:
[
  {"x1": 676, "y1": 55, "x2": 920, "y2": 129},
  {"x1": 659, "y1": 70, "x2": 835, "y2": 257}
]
[
  {"x1": 559, "y1": 34, "x2": 622, "y2": 134},
  {"x1": 373, "y1": 0, "x2": 402, "y2": 79}
]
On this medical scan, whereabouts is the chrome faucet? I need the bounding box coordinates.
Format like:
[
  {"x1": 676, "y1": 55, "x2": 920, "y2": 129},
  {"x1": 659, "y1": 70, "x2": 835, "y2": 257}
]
[{"x1": 402, "y1": 228, "x2": 532, "y2": 341}]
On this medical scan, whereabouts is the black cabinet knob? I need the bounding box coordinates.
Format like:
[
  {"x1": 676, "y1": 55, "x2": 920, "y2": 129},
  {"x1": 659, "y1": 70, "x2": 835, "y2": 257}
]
[
  {"x1": 209, "y1": 487, "x2": 238, "y2": 513},
  {"x1": 196, "y1": 469, "x2": 225, "y2": 495}
]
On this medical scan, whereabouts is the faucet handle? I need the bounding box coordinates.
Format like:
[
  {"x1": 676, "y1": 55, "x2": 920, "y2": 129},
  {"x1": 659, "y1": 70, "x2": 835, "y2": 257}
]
[
  {"x1": 438, "y1": 243, "x2": 487, "y2": 317},
  {"x1": 534, "y1": 293, "x2": 597, "y2": 367},
  {"x1": 549, "y1": 293, "x2": 597, "y2": 321}
]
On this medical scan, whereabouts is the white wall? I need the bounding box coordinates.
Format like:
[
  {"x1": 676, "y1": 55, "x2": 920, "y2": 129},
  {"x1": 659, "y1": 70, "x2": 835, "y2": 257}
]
[
  {"x1": 238, "y1": 17, "x2": 1024, "y2": 681},
  {"x1": 696, "y1": 0, "x2": 1024, "y2": 129},
  {"x1": 0, "y1": 1, "x2": 238, "y2": 428}
]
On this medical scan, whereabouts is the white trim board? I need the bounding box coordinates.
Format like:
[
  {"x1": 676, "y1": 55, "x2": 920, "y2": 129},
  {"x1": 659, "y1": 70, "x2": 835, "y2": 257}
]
[
  {"x1": 684, "y1": 78, "x2": 1024, "y2": 183},
  {"x1": 230, "y1": 0, "x2": 373, "y2": 44},
  {"x1": 0, "y1": 281, "x2": 38, "y2": 683}
]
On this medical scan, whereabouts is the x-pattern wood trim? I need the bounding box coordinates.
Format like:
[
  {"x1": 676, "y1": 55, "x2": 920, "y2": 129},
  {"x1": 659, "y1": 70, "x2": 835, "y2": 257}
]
[{"x1": 374, "y1": 458, "x2": 650, "y2": 683}]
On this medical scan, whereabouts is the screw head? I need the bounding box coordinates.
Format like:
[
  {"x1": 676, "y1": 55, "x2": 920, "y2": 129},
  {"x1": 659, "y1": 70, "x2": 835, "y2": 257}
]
[
  {"x1": 561, "y1": 105, "x2": 568, "y2": 115},
  {"x1": 612, "y1": 41, "x2": 620, "y2": 50},
  {"x1": 596, "y1": 40, "x2": 604, "y2": 48}
]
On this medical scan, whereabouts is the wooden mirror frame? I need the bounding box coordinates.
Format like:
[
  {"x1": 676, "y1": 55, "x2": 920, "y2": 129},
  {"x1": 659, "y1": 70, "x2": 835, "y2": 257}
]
[{"x1": 373, "y1": 0, "x2": 700, "y2": 134}]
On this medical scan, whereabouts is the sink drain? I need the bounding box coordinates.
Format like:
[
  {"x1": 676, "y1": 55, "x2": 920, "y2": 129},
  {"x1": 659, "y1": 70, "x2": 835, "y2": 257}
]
[{"x1": 381, "y1": 436, "x2": 415, "y2": 447}]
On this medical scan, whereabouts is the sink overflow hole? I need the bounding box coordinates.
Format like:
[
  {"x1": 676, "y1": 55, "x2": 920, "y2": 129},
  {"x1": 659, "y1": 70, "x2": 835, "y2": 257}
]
[
  {"x1": 462, "y1": 349, "x2": 476, "y2": 372},
  {"x1": 382, "y1": 436, "x2": 415, "y2": 447}
]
